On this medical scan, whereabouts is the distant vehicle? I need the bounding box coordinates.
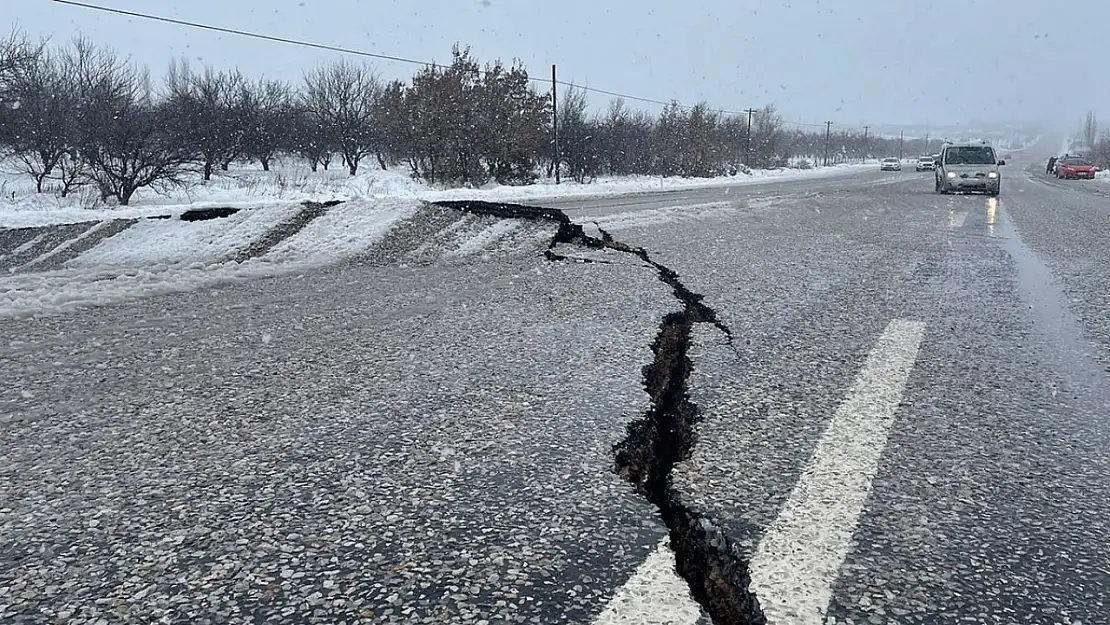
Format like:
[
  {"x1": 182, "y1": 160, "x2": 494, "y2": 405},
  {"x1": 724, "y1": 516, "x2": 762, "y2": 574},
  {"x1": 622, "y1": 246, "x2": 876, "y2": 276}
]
[
  {"x1": 915, "y1": 156, "x2": 936, "y2": 171},
  {"x1": 1056, "y1": 156, "x2": 1096, "y2": 179},
  {"x1": 935, "y1": 141, "x2": 1003, "y2": 196},
  {"x1": 880, "y1": 157, "x2": 902, "y2": 171}
]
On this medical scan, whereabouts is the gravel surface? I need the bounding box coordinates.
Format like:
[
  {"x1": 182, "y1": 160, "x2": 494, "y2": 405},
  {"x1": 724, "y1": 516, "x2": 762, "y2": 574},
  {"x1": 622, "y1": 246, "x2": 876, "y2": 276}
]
[
  {"x1": 4, "y1": 157, "x2": 1110, "y2": 624},
  {"x1": 0, "y1": 217, "x2": 675, "y2": 624},
  {"x1": 597, "y1": 160, "x2": 1110, "y2": 623},
  {"x1": 0, "y1": 222, "x2": 98, "y2": 272}
]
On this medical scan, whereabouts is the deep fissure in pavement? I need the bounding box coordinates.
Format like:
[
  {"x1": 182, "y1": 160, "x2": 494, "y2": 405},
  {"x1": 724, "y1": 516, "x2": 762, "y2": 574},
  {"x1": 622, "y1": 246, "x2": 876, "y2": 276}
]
[{"x1": 432, "y1": 200, "x2": 765, "y2": 625}]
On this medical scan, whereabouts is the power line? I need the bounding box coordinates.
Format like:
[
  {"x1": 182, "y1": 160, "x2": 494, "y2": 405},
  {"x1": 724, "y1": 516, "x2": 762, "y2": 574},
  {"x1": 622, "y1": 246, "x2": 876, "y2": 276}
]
[
  {"x1": 51, "y1": 0, "x2": 862, "y2": 131},
  {"x1": 51, "y1": 0, "x2": 433, "y2": 68}
]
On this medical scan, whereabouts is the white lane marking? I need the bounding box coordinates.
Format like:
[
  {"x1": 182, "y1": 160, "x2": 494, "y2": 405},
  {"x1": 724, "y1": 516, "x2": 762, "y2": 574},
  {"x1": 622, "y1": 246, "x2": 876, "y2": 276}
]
[
  {"x1": 591, "y1": 538, "x2": 702, "y2": 625},
  {"x1": 948, "y1": 210, "x2": 967, "y2": 228},
  {"x1": 749, "y1": 319, "x2": 926, "y2": 625}
]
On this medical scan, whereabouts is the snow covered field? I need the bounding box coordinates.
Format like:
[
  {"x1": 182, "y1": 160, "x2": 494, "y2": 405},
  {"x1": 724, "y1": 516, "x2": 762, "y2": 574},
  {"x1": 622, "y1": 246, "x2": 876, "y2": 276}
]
[
  {"x1": 0, "y1": 159, "x2": 873, "y2": 228},
  {"x1": 0, "y1": 159, "x2": 873, "y2": 317}
]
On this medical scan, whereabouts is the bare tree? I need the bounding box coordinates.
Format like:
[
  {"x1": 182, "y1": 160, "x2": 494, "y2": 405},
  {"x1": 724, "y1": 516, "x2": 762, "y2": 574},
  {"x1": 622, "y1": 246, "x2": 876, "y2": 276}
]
[
  {"x1": 164, "y1": 61, "x2": 249, "y2": 180},
  {"x1": 403, "y1": 46, "x2": 484, "y2": 185},
  {"x1": 68, "y1": 41, "x2": 191, "y2": 205},
  {"x1": 243, "y1": 78, "x2": 292, "y2": 171},
  {"x1": 289, "y1": 101, "x2": 331, "y2": 172},
  {"x1": 303, "y1": 60, "x2": 382, "y2": 176},
  {"x1": 749, "y1": 105, "x2": 783, "y2": 168},
  {"x1": 1082, "y1": 111, "x2": 1098, "y2": 150},
  {"x1": 554, "y1": 85, "x2": 598, "y2": 183},
  {"x1": 0, "y1": 30, "x2": 44, "y2": 150},
  {"x1": 477, "y1": 59, "x2": 549, "y2": 184},
  {"x1": 374, "y1": 79, "x2": 411, "y2": 171},
  {"x1": 0, "y1": 29, "x2": 39, "y2": 86},
  {"x1": 4, "y1": 46, "x2": 76, "y2": 192}
]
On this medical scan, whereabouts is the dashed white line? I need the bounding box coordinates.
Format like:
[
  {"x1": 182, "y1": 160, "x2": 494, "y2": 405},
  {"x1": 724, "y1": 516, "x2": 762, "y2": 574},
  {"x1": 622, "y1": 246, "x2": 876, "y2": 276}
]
[
  {"x1": 948, "y1": 210, "x2": 967, "y2": 228},
  {"x1": 748, "y1": 318, "x2": 926, "y2": 625},
  {"x1": 591, "y1": 538, "x2": 702, "y2": 625}
]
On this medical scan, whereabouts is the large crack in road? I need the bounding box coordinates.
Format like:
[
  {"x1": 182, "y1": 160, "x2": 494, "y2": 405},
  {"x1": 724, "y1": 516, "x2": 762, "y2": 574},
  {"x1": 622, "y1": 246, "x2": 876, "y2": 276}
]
[{"x1": 432, "y1": 200, "x2": 766, "y2": 625}]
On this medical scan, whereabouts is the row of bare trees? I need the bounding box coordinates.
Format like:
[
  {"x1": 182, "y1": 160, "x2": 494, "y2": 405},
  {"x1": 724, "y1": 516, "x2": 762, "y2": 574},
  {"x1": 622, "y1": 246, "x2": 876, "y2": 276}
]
[
  {"x1": 1074, "y1": 111, "x2": 1110, "y2": 169},
  {"x1": 1, "y1": 33, "x2": 873, "y2": 206}
]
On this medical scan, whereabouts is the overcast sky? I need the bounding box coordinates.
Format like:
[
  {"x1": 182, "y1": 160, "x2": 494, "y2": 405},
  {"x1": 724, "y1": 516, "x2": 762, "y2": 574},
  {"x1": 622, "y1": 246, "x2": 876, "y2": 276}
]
[{"x1": 10, "y1": 0, "x2": 1109, "y2": 131}]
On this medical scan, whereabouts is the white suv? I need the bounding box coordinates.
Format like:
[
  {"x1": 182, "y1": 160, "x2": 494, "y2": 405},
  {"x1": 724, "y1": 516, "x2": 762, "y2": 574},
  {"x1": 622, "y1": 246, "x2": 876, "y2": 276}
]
[{"x1": 935, "y1": 141, "x2": 1004, "y2": 196}]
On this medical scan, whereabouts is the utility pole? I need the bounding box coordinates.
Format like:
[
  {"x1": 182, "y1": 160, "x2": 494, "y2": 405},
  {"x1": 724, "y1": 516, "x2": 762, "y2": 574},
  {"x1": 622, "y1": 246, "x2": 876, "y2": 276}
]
[
  {"x1": 898, "y1": 130, "x2": 904, "y2": 160},
  {"x1": 551, "y1": 64, "x2": 560, "y2": 184},
  {"x1": 862, "y1": 125, "x2": 870, "y2": 163},
  {"x1": 744, "y1": 108, "x2": 757, "y2": 166},
  {"x1": 823, "y1": 121, "x2": 833, "y2": 167},
  {"x1": 924, "y1": 132, "x2": 930, "y2": 157}
]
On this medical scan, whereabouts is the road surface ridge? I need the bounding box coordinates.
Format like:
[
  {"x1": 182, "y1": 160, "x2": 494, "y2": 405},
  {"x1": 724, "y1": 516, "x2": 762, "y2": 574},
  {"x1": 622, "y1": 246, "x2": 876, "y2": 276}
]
[{"x1": 432, "y1": 199, "x2": 765, "y2": 625}]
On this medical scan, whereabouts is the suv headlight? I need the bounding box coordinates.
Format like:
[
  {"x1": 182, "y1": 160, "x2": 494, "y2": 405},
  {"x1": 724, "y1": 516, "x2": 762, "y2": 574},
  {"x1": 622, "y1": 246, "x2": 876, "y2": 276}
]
[
  {"x1": 947, "y1": 171, "x2": 956, "y2": 178},
  {"x1": 988, "y1": 171, "x2": 998, "y2": 179}
]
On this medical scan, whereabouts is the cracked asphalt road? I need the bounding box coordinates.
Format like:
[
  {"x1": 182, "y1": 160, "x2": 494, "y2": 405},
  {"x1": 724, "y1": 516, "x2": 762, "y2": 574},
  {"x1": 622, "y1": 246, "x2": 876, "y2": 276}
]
[{"x1": 3, "y1": 156, "x2": 1110, "y2": 624}]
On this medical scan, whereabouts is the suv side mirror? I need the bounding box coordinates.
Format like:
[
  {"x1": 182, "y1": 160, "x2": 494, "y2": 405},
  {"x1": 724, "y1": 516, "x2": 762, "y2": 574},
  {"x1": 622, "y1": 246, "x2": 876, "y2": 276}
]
[{"x1": 997, "y1": 160, "x2": 1006, "y2": 166}]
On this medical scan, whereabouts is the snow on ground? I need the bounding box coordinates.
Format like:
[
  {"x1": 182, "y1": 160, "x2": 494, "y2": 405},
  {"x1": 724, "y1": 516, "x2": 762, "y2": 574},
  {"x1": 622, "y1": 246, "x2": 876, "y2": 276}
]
[
  {"x1": 0, "y1": 199, "x2": 422, "y2": 318},
  {"x1": 0, "y1": 156, "x2": 877, "y2": 317},
  {"x1": 262, "y1": 198, "x2": 421, "y2": 264},
  {"x1": 0, "y1": 163, "x2": 424, "y2": 228},
  {"x1": 444, "y1": 220, "x2": 523, "y2": 258},
  {"x1": 422, "y1": 162, "x2": 874, "y2": 203},
  {"x1": 589, "y1": 196, "x2": 789, "y2": 231},
  {"x1": 0, "y1": 158, "x2": 873, "y2": 228},
  {"x1": 67, "y1": 203, "x2": 304, "y2": 268}
]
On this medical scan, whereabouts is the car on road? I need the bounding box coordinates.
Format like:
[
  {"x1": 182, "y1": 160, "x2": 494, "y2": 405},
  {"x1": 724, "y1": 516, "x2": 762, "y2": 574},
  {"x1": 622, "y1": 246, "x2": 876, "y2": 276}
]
[
  {"x1": 1056, "y1": 156, "x2": 1097, "y2": 179},
  {"x1": 935, "y1": 141, "x2": 1004, "y2": 196},
  {"x1": 880, "y1": 157, "x2": 902, "y2": 171},
  {"x1": 915, "y1": 156, "x2": 935, "y2": 171}
]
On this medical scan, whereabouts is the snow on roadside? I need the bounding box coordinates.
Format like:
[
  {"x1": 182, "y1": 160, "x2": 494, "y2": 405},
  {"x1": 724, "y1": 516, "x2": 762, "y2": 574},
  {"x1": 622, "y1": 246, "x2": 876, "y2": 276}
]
[
  {"x1": 422, "y1": 162, "x2": 874, "y2": 203},
  {"x1": 445, "y1": 220, "x2": 522, "y2": 258},
  {"x1": 0, "y1": 199, "x2": 423, "y2": 318},
  {"x1": 0, "y1": 161, "x2": 873, "y2": 228},
  {"x1": 67, "y1": 203, "x2": 304, "y2": 268},
  {"x1": 590, "y1": 196, "x2": 788, "y2": 231},
  {"x1": 0, "y1": 162, "x2": 426, "y2": 228},
  {"x1": 261, "y1": 198, "x2": 421, "y2": 264}
]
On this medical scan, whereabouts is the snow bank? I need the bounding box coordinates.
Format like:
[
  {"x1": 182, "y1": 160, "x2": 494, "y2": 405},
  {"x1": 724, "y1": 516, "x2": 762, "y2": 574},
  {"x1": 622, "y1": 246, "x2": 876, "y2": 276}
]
[
  {"x1": 0, "y1": 199, "x2": 423, "y2": 318},
  {"x1": 0, "y1": 156, "x2": 876, "y2": 317},
  {"x1": 0, "y1": 159, "x2": 872, "y2": 228},
  {"x1": 422, "y1": 162, "x2": 874, "y2": 203},
  {"x1": 262, "y1": 198, "x2": 421, "y2": 264},
  {"x1": 445, "y1": 220, "x2": 523, "y2": 258},
  {"x1": 67, "y1": 203, "x2": 303, "y2": 268}
]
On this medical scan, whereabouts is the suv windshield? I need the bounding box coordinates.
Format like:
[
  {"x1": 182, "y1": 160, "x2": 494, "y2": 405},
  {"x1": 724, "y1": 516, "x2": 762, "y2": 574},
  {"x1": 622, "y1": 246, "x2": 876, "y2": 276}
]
[{"x1": 944, "y1": 146, "x2": 997, "y2": 165}]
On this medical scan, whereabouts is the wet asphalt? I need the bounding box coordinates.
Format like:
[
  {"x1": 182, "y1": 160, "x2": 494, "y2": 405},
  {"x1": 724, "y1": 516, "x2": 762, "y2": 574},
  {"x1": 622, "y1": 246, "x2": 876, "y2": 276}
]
[{"x1": 2, "y1": 155, "x2": 1109, "y2": 624}]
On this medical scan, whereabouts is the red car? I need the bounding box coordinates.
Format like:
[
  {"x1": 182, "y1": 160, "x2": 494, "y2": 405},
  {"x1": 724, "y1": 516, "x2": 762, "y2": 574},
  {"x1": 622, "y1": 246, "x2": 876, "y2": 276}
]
[{"x1": 1056, "y1": 156, "x2": 1097, "y2": 179}]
